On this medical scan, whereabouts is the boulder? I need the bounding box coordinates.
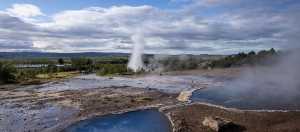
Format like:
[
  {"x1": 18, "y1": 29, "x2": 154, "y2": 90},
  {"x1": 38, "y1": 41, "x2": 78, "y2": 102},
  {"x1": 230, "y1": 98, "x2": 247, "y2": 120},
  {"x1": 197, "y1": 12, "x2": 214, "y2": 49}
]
[
  {"x1": 177, "y1": 90, "x2": 194, "y2": 102},
  {"x1": 203, "y1": 116, "x2": 246, "y2": 132}
]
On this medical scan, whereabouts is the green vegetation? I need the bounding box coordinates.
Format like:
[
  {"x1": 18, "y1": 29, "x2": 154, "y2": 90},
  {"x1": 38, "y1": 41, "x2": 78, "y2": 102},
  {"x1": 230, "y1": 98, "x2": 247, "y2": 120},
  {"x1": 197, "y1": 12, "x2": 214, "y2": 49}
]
[
  {"x1": 0, "y1": 56, "x2": 131, "y2": 84},
  {"x1": 0, "y1": 62, "x2": 17, "y2": 83},
  {"x1": 0, "y1": 49, "x2": 280, "y2": 84},
  {"x1": 156, "y1": 55, "x2": 200, "y2": 71},
  {"x1": 145, "y1": 54, "x2": 220, "y2": 72},
  {"x1": 58, "y1": 58, "x2": 65, "y2": 65},
  {"x1": 96, "y1": 64, "x2": 130, "y2": 76},
  {"x1": 144, "y1": 48, "x2": 279, "y2": 71},
  {"x1": 71, "y1": 58, "x2": 94, "y2": 73},
  {"x1": 93, "y1": 57, "x2": 133, "y2": 76},
  {"x1": 35, "y1": 71, "x2": 79, "y2": 79},
  {"x1": 3, "y1": 58, "x2": 57, "y2": 65},
  {"x1": 209, "y1": 48, "x2": 278, "y2": 68}
]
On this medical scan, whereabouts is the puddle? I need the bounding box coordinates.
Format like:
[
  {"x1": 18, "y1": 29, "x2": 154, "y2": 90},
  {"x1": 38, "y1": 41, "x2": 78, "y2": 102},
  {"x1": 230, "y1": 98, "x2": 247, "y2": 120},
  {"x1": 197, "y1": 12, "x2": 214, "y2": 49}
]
[{"x1": 63, "y1": 109, "x2": 172, "y2": 132}]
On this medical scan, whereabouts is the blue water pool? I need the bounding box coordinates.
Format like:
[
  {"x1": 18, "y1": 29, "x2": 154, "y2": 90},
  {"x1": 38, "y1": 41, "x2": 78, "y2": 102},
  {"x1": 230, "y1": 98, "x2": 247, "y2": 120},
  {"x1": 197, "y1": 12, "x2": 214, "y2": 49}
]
[
  {"x1": 63, "y1": 109, "x2": 172, "y2": 132},
  {"x1": 191, "y1": 86, "x2": 300, "y2": 110}
]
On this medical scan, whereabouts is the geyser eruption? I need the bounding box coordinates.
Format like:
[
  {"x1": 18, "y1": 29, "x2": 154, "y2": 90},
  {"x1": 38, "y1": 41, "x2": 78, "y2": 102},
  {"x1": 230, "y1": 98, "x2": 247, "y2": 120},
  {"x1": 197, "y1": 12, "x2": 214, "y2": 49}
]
[{"x1": 128, "y1": 32, "x2": 145, "y2": 72}]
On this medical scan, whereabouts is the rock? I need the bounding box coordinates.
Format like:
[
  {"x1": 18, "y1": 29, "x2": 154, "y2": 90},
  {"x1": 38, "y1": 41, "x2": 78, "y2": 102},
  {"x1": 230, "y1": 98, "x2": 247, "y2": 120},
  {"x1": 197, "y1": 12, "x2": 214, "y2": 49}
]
[
  {"x1": 177, "y1": 90, "x2": 194, "y2": 102},
  {"x1": 202, "y1": 116, "x2": 232, "y2": 131},
  {"x1": 202, "y1": 116, "x2": 246, "y2": 132}
]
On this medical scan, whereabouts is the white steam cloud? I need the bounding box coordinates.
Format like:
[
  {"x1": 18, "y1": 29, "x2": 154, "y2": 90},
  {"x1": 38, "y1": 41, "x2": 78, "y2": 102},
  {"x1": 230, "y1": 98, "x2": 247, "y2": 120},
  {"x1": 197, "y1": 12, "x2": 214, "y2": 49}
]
[
  {"x1": 231, "y1": 51, "x2": 300, "y2": 97},
  {"x1": 127, "y1": 32, "x2": 145, "y2": 72},
  {"x1": 223, "y1": 50, "x2": 300, "y2": 109}
]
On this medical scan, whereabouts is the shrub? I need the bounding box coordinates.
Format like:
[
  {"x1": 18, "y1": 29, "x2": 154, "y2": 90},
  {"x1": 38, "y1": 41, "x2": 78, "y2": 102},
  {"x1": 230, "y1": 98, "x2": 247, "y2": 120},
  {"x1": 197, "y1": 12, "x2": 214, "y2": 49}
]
[
  {"x1": 71, "y1": 58, "x2": 94, "y2": 73},
  {"x1": 0, "y1": 62, "x2": 17, "y2": 83},
  {"x1": 96, "y1": 64, "x2": 129, "y2": 76},
  {"x1": 209, "y1": 48, "x2": 278, "y2": 68}
]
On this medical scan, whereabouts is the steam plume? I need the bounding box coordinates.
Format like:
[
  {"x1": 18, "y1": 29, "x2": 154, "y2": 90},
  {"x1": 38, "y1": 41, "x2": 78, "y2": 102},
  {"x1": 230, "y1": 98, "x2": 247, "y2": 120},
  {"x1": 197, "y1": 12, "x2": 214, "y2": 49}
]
[
  {"x1": 223, "y1": 50, "x2": 300, "y2": 109},
  {"x1": 232, "y1": 51, "x2": 300, "y2": 96},
  {"x1": 128, "y1": 32, "x2": 145, "y2": 72}
]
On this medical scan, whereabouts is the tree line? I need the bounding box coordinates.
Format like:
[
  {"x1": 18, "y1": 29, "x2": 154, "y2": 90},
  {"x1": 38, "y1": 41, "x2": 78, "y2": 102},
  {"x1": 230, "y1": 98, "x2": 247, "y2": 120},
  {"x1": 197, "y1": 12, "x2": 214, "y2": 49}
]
[
  {"x1": 208, "y1": 48, "x2": 278, "y2": 68},
  {"x1": 0, "y1": 48, "x2": 280, "y2": 84},
  {"x1": 0, "y1": 57, "x2": 130, "y2": 84}
]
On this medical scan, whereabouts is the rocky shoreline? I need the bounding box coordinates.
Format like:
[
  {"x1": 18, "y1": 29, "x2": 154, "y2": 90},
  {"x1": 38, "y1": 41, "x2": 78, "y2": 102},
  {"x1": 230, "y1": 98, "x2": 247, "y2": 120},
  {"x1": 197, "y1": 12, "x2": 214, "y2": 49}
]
[
  {"x1": 0, "y1": 85, "x2": 178, "y2": 132},
  {"x1": 2, "y1": 93, "x2": 300, "y2": 132}
]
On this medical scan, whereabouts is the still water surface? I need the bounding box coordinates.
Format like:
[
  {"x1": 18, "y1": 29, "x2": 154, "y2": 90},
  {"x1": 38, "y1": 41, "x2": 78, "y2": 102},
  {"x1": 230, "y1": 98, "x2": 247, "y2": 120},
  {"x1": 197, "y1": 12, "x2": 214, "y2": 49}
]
[
  {"x1": 191, "y1": 86, "x2": 300, "y2": 110},
  {"x1": 64, "y1": 109, "x2": 172, "y2": 132}
]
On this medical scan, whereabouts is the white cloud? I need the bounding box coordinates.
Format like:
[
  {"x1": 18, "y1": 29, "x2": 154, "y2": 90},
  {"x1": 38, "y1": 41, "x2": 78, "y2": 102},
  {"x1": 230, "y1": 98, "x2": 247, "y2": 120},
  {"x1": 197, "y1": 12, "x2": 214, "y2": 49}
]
[
  {"x1": 41, "y1": 5, "x2": 154, "y2": 32},
  {"x1": 171, "y1": 0, "x2": 237, "y2": 6},
  {"x1": 0, "y1": 2, "x2": 299, "y2": 54},
  {"x1": 6, "y1": 4, "x2": 44, "y2": 18}
]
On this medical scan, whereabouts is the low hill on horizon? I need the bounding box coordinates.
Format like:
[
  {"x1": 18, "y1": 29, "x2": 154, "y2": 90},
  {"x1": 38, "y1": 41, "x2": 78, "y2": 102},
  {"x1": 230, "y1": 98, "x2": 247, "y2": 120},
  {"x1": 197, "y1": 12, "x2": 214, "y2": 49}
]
[
  {"x1": 0, "y1": 52, "x2": 226, "y2": 60},
  {"x1": 0, "y1": 52, "x2": 130, "y2": 59}
]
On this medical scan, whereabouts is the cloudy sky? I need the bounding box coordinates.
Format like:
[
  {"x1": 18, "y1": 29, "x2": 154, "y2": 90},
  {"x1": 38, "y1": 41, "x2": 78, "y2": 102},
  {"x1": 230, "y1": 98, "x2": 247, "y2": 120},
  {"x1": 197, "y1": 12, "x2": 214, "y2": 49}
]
[{"x1": 0, "y1": 0, "x2": 299, "y2": 54}]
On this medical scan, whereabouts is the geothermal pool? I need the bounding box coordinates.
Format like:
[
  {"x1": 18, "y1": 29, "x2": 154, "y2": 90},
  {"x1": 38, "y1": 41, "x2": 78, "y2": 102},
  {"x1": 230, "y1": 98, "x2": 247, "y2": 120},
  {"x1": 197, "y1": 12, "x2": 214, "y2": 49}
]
[
  {"x1": 33, "y1": 74, "x2": 217, "y2": 93},
  {"x1": 191, "y1": 85, "x2": 300, "y2": 110},
  {"x1": 25, "y1": 73, "x2": 300, "y2": 110},
  {"x1": 63, "y1": 109, "x2": 172, "y2": 132}
]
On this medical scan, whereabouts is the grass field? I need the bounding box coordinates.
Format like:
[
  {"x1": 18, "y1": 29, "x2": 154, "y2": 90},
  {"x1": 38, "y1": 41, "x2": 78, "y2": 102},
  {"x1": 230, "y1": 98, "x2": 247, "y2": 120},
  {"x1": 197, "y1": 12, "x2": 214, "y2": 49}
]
[{"x1": 35, "y1": 71, "x2": 80, "y2": 79}]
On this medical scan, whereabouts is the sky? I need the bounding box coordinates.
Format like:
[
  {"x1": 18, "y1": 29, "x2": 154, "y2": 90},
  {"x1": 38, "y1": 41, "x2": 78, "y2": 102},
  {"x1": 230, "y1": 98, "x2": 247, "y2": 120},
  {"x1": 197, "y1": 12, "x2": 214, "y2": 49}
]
[{"x1": 0, "y1": 0, "x2": 299, "y2": 54}]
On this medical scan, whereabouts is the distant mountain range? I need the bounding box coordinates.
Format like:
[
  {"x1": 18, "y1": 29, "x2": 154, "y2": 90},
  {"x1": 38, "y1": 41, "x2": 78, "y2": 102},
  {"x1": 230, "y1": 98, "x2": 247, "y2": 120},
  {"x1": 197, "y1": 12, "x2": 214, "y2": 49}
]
[
  {"x1": 0, "y1": 52, "x2": 130, "y2": 59},
  {"x1": 0, "y1": 52, "x2": 226, "y2": 60}
]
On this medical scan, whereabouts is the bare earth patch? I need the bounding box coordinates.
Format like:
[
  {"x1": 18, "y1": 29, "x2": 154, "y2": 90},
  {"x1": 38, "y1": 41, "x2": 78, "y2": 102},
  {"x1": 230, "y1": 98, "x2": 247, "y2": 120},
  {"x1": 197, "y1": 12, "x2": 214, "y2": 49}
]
[{"x1": 166, "y1": 104, "x2": 300, "y2": 132}]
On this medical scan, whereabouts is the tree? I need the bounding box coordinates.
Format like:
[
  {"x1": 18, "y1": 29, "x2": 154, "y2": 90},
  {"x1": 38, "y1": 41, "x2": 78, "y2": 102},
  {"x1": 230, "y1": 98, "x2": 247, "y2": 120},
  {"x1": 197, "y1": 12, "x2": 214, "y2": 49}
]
[
  {"x1": 71, "y1": 58, "x2": 94, "y2": 73},
  {"x1": 269, "y1": 48, "x2": 276, "y2": 55},
  {"x1": 0, "y1": 62, "x2": 17, "y2": 83},
  {"x1": 58, "y1": 58, "x2": 65, "y2": 65},
  {"x1": 209, "y1": 48, "x2": 279, "y2": 68},
  {"x1": 87, "y1": 58, "x2": 93, "y2": 65},
  {"x1": 96, "y1": 64, "x2": 128, "y2": 76},
  {"x1": 47, "y1": 64, "x2": 58, "y2": 73},
  {"x1": 257, "y1": 50, "x2": 268, "y2": 57},
  {"x1": 248, "y1": 51, "x2": 256, "y2": 56}
]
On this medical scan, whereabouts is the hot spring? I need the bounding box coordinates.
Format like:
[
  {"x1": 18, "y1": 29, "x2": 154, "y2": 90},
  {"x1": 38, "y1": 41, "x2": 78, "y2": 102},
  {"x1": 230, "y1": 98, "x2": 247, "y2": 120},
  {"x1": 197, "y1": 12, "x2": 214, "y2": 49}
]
[
  {"x1": 191, "y1": 86, "x2": 300, "y2": 110},
  {"x1": 63, "y1": 109, "x2": 171, "y2": 132},
  {"x1": 192, "y1": 52, "x2": 300, "y2": 110}
]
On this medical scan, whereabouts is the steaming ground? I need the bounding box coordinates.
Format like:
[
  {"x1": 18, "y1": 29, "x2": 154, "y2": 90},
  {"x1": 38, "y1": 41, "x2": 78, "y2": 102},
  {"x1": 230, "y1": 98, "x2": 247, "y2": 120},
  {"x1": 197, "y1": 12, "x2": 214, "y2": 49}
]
[
  {"x1": 192, "y1": 51, "x2": 300, "y2": 110},
  {"x1": 1, "y1": 66, "x2": 300, "y2": 132},
  {"x1": 1, "y1": 50, "x2": 300, "y2": 131},
  {"x1": 32, "y1": 74, "x2": 220, "y2": 93}
]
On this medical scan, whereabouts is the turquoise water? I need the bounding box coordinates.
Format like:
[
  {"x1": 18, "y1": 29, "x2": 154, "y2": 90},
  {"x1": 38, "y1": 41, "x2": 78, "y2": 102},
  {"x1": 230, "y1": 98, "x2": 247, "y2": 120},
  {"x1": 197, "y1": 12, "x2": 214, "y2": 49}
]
[{"x1": 63, "y1": 109, "x2": 172, "y2": 132}]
